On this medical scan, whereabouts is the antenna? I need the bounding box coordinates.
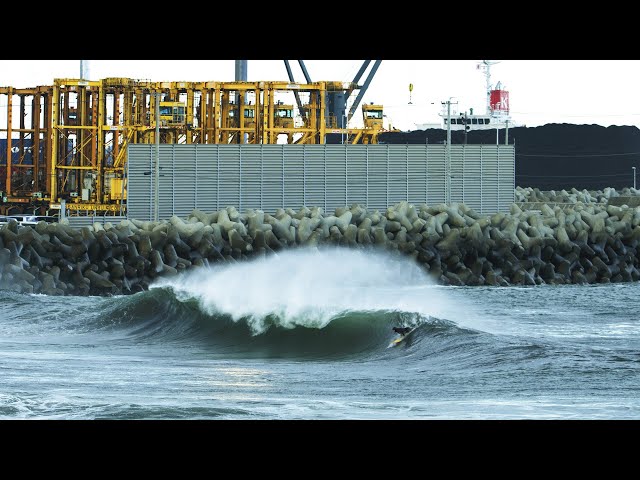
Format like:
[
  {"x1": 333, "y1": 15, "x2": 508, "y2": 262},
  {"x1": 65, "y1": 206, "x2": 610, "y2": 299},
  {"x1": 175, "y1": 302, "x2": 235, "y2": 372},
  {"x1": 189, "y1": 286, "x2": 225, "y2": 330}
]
[{"x1": 477, "y1": 60, "x2": 500, "y2": 115}]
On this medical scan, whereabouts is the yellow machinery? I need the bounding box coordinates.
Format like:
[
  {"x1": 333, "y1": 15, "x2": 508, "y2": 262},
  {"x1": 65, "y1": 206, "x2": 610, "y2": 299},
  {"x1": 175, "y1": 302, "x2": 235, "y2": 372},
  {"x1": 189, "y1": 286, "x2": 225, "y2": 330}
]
[
  {"x1": 345, "y1": 103, "x2": 399, "y2": 144},
  {"x1": 159, "y1": 100, "x2": 186, "y2": 127},
  {"x1": 0, "y1": 77, "x2": 388, "y2": 215},
  {"x1": 274, "y1": 103, "x2": 294, "y2": 128},
  {"x1": 324, "y1": 102, "x2": 395, "y2": 145},
  {"x1": 362, "y1": 103, "x2": 384, "y2": 130},
  {"x1": 274, "y1": 102, "x2": 295, "y2": 143}
]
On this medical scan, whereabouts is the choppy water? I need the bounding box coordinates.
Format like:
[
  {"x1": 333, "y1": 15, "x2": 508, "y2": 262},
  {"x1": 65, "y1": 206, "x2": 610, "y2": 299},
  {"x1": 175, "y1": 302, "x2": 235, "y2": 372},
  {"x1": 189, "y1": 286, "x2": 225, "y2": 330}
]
[{"x1": 1, "y1": 246, "x2": 639, "y2": 419}]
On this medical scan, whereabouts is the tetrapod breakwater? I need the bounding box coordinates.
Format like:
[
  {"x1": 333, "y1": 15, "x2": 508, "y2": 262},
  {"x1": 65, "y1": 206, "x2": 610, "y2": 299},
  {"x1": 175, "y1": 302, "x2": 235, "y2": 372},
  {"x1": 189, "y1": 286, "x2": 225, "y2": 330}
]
[{"x1": 1, "y1": 186, "x2": 639, "y2": 296}]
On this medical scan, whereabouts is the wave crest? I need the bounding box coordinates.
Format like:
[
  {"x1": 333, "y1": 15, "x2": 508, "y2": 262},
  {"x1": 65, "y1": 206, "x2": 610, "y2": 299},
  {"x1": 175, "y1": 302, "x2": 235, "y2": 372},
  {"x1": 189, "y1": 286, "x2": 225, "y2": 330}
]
[{"x1": 150, "y1": 247, "x2": 440, "y2": 334}]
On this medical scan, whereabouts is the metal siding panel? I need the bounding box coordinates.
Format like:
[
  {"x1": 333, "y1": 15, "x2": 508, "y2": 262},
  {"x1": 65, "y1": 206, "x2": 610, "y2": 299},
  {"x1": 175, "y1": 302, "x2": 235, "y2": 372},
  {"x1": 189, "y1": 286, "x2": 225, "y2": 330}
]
[
  {"x1": 158, "y1": 145, "x2": 174, "y2": 219},
  {"x1": 170, "y1": 144, "x2": 197, "y2": 218},
  {"x1": 457, "y1": 146, "x2": 483, "y2": 213},
  {"x1": 426, "y1": 145, "x2": 446, "y2": 206},
  {"x1": 126, "y1": 143, "x2": 515, "y2": 221},
  {"x1": 481, "y1": 146, "x2": 499, "y2": 214},
  {"x1": 387, "y1": 145, "x2": 408, "y2": 206},
  {"x1": 262, "y1": 145, "x2": 284, "y2": 214},
  {"x1": 367, "y1": 145, "x2": 389, "y2": 211},
  {"x1": 498, "y1": 145, "x2": 515, "y2": 213},
  {"x1": 66, "y1": 215, "x2": 128, "y2": 228},
  {"x1": 283, "y1": 145, "x2": 305, "y2": 210},
  {"x1": 346, "y1": 145, "x2": 368, "y2": 207},
  {"x1": 240, "y1": 145, "x2": 263, "y2": 211},
  {"x1": 304, "y1": 146, "x2": 327, "y2": 213},
  {"x1": 345, "y1": 145, "x2": 367, "y2": 206},
  {"x1": 407, "y1": 145, "x2": 428, "y2": 206},
  {"x1": 218, "y1": 145, "x2": 241, "y2": 209},
  {"x1": 450, "y1": 145, "x2": 465, "y2": 206},
  {"x1": 196, "y1": 145, "x2": 218, "y2": 213},
  {"x1": 127, "y1": 144, "x2": 154, "y2": 221},
  {"x1": 325, "y1": 145, "x2": 347, "y2": 212}
]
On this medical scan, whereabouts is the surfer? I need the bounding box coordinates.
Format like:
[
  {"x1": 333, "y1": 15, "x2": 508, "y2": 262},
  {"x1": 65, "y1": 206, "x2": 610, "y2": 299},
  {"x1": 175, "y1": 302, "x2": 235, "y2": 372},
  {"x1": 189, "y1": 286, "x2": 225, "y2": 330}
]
[{"x1": 393, "y1": 326, "x2": 412, "y2": 336}]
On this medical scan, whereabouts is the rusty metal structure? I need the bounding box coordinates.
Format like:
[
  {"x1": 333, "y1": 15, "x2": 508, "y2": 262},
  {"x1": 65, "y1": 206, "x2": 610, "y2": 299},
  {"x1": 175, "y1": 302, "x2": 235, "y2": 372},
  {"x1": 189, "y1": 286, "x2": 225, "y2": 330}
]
[{"x1": 1, "y1": 76, "x2": 392, "y2": 216}]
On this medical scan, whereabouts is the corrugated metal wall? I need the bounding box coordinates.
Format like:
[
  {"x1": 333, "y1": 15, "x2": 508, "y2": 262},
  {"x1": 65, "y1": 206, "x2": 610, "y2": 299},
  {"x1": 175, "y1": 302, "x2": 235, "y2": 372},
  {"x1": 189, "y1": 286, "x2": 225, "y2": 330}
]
[
  {"x1": 127, "y1": 144, "x2": 514, "y2": 220},
  {"x1": 65, "y1": 215, "x2": 128, "y2": 228}
]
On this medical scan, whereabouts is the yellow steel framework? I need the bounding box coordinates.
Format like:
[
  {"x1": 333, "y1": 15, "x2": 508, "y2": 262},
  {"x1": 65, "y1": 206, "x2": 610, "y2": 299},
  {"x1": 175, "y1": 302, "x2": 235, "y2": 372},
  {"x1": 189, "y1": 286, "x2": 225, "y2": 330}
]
[
  {"x1": 0, "y1": 85, "x2": 52, "y2": 212},
  {"x1": 0, "y1": 78, "x2": 392, "y2": 215}
]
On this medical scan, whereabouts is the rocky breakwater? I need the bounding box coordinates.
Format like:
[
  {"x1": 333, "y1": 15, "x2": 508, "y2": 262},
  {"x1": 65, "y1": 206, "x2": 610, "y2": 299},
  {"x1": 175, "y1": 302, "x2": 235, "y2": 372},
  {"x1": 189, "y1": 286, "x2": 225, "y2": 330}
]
[
  {"x1": 515, "y1": 185, "x2": 640, "y2": 205},
  {"x1": 1, "y1": 196, "x2": 639, "y2": 296}
]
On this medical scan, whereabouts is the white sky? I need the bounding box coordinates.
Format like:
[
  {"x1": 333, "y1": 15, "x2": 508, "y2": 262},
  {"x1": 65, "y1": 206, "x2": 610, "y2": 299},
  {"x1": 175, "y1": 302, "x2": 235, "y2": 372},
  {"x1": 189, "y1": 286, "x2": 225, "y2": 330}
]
[{"x1": 1, "y1": 59, "x2": 638, "y2": 131}]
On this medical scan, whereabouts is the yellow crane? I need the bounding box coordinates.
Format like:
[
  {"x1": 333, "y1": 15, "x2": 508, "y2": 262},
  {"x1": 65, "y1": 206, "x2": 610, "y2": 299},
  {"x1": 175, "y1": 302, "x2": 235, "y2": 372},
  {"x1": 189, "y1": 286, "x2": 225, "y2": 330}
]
[{"x1": 0, "y1": 70, "x2": 396, "y2": 215}]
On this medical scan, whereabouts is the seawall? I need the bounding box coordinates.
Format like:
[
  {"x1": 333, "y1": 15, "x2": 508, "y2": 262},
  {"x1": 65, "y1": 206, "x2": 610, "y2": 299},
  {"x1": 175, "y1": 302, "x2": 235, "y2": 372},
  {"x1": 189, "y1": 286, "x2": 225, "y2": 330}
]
[{"x1": 1, "y1": 186, "x2": 639, "y2": 296}]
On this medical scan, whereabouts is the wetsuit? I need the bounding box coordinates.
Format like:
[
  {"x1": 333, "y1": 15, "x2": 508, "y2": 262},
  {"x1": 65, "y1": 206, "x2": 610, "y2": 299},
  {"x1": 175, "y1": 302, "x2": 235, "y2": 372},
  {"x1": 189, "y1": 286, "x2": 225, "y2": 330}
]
[{"x1": 393, "y1": 327, "x2": 412, "y2": 336}]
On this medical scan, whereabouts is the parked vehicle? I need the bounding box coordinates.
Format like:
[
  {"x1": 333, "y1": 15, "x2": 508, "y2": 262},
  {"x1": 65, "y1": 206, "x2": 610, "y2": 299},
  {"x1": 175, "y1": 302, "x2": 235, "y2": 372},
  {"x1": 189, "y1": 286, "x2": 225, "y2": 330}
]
[{"x1": 3, "y1": 215, "x2": 58, "y2": 226}]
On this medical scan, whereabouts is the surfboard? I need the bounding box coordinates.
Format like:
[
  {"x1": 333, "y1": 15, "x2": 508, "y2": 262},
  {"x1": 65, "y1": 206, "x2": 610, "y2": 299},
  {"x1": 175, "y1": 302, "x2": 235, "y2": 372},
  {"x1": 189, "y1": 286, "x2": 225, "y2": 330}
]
[{"x1": 387, "y1": 327, "x2": 417, "y2": 348}]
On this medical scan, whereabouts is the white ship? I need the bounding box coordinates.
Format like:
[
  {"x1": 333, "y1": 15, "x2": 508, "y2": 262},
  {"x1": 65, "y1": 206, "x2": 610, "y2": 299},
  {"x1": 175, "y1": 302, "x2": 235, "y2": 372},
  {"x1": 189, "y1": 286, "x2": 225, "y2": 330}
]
[{"x1": 414, "y1": 60, "x2": 523, "y2": 131}]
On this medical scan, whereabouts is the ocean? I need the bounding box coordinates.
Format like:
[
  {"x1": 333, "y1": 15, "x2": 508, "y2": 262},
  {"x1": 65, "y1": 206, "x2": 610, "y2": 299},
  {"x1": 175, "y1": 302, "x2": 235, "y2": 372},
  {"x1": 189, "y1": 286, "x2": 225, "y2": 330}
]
[{"x1": 1, "y1": 246, "x2": 638, "y2": 420}]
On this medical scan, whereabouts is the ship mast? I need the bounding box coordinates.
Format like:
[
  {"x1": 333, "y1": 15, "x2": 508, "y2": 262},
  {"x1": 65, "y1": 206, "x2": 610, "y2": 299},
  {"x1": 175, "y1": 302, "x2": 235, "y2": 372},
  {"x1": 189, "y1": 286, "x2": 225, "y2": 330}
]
[{"x1": 478, "y1": 60, "x2": 500, "y2": 116}]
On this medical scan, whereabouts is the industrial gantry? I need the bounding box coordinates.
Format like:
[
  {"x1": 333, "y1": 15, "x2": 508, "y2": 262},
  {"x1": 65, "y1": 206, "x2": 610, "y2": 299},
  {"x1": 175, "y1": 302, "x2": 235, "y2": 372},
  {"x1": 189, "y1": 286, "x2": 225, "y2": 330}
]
[{"x1": 0, "y1": 62, "x2": 393, "y2": 216}]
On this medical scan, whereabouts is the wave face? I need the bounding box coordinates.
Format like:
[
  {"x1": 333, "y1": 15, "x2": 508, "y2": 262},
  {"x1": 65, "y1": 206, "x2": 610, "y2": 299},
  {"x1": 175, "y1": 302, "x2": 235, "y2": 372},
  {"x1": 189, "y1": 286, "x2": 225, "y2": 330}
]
[{"x1": 139, "y1": 247, "x2": 459, "y2": 359}]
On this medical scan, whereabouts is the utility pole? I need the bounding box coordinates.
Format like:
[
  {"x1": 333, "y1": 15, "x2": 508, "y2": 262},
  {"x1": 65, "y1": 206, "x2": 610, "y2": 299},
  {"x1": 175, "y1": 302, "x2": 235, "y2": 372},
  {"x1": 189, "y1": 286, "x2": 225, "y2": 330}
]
[
  {"x1": 442, "y1": 98, "x2": 457, "y2": 205},
  {"x1": 342, "y1": 110, "x2": 346, "y2": 144},
  {"x1": 633, "y1": 166, "x2": 637, "y2": 190}
]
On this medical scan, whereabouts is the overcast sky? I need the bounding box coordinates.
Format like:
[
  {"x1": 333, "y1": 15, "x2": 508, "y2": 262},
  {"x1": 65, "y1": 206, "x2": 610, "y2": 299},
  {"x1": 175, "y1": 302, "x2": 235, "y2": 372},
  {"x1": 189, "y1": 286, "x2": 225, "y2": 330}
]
[{"x1": 1, "y1": 59, "x2": 638, "y2": 131}]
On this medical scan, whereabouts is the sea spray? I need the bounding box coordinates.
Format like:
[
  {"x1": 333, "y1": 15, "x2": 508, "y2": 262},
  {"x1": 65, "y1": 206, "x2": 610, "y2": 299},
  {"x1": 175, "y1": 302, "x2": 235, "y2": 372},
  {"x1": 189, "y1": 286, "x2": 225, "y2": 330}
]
[{"x1": 151, "y1": 246, "x2": 449, "y2": 335}]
